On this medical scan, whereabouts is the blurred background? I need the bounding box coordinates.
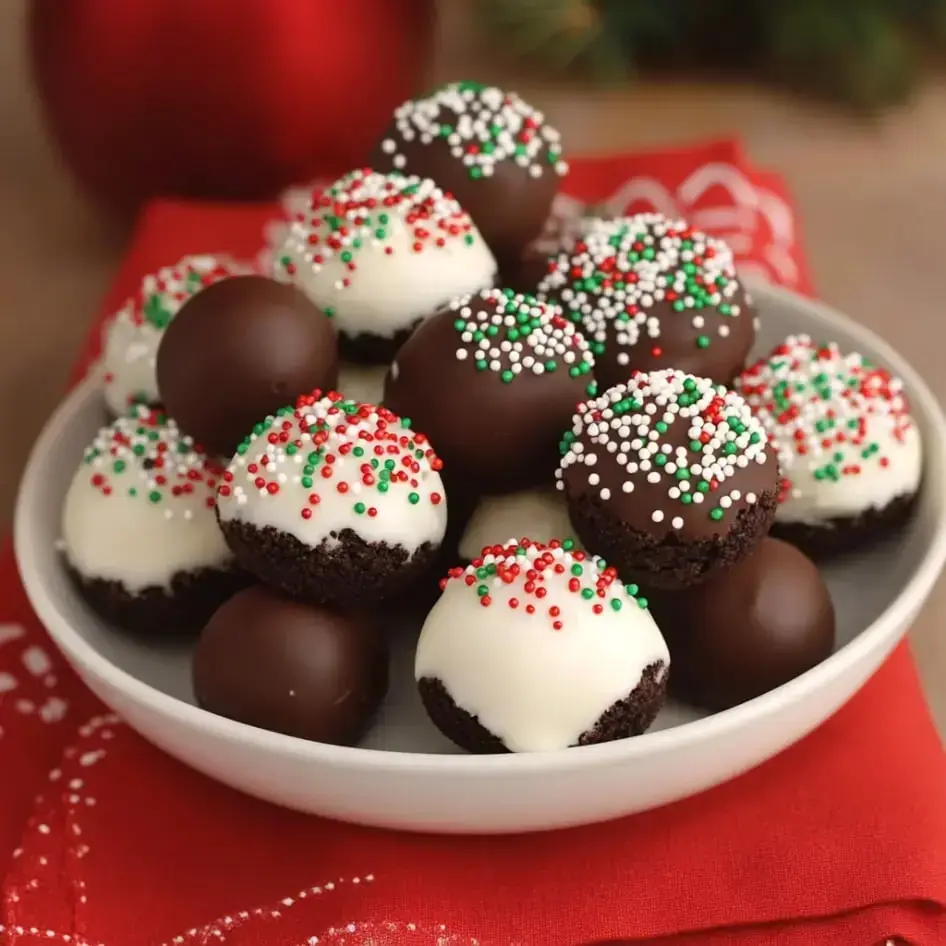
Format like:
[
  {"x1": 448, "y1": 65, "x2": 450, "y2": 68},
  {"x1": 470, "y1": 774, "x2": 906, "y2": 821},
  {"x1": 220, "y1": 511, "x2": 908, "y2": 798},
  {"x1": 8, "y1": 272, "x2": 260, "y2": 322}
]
[{"x1": 3, "y1": 0, "x2": 946, "y2": 725}]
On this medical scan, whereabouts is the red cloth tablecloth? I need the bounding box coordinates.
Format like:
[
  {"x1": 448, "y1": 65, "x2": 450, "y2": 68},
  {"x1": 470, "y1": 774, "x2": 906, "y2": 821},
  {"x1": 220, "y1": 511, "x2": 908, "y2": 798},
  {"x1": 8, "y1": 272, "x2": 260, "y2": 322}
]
[{"x1": 3, "y1": 141, "x2": 946, "y2": 946}]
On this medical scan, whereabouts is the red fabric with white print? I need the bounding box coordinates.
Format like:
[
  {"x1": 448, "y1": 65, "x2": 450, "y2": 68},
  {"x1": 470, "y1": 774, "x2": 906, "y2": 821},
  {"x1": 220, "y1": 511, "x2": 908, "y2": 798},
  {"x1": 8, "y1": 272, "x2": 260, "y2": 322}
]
[{"x1": 3, "y1": 141, "x2": 946, "y2": 946}]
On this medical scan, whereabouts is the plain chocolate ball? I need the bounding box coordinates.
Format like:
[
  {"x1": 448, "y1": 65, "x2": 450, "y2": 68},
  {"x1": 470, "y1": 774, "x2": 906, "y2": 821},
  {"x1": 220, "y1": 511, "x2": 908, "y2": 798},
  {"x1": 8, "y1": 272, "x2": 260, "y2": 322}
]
[
  {"x1": 192, "y1": 586, "x2": 388, "y2": 745},
  {"x1": 156, "y1": 275, "x2": 339, "y2": 457},
  {"x1": 648, "y1": 537, "x2": 835, "y2": 711}
]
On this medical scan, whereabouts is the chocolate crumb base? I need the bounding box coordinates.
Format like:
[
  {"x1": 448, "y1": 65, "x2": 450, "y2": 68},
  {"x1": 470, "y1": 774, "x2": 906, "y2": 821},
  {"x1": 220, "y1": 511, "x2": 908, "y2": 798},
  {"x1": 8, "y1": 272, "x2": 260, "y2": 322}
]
[
  {"x1": 771, "y1": 491, "x2": 918, "y2": 561},
  {"x1": 418, "y1": 662, "x2": 668, "y2": 754},
  {"x1": 567, "y1": 489, "x2": 779, "y2": 591},
  {"x1": 337, "y1": 321, "x2": 421, "y2": 366},
  {"x1": 68, "y1": 563, "x2": 248, "y2": 637},
  {"x1": 219, "y1": 517, "x2": 440, "y2": 608}
]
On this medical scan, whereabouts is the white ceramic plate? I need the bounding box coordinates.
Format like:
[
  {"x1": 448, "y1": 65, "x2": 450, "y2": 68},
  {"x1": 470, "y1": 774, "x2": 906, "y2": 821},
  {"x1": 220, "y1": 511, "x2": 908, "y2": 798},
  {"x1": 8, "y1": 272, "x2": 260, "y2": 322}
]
[{"x1": 15, "y1": 282, "x2": 946, "y2": 834}]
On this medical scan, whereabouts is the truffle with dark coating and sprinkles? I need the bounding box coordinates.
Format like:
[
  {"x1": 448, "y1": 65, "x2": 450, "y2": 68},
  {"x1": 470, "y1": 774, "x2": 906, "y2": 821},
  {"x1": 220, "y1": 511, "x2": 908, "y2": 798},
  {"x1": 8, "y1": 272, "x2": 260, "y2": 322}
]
[
  {"x1": 735, "y1": 333, "x2": 922, "y2": 556},
  {"x1": 537, "y1": 214, "x2": 756, "y2": 389},
  {"x1": 61, "y1": 405, "x2": 245, "y2": 636},
  {"x1": 384, "y1": 288, "x2": 597, "y2": 494},
  {"x1": 215, "y1": 390, "x2": 448, "y2": 606},
  {"x1": 370, "y1": 81, "x2": 569, "y2": 263},
  {"x1": 272, "y1": 169, "x2": 496, "y2": 364},
  {"x1": 558, "y1": 369, "x2": 779, "y2": 590},
  {"x1": 415, "y1": 538, "x2": 670, "y2": 753}
]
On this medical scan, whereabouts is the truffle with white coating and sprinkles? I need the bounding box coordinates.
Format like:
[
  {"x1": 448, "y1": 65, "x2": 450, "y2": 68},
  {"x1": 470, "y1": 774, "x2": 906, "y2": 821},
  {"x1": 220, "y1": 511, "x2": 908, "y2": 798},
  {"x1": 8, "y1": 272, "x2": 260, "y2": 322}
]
[
  {"x1": 272, "y1": 168, "x2": 496, "y2": 364},
  {"x1": 370, "y1": 81, "x2": 568, "y2": 263},
  {"x1": 215, "y1": 390, "x2": 448, "y2": 606},
  {"x1": 383, "y1": 288, "x2": 597, "y2": 494},
  {"x1": 538, "y1": 214, "x2": 756, "y2": 389},
  {"x1": 735, "y1": 334, "x2": 922, "y2": 557},
  {"x1": 415, "y1": 538, "x2": 669, "y2": 753},
  {"x1": 558, "y1": 368, "x2": 779, "y2": 590},
  {"x1": 100, "y1": 254, "x2": 250, "y2": 415},
  {"x1": 61, "y1": 405, "x2": 246, "y2": 636}
]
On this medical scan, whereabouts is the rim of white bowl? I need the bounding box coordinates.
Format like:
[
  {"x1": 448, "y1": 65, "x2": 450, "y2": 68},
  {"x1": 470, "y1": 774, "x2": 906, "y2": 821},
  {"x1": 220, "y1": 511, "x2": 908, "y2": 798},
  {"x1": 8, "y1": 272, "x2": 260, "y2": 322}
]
[{"x1": 15, "y1": 282, "x2": 946, "y2": 776}]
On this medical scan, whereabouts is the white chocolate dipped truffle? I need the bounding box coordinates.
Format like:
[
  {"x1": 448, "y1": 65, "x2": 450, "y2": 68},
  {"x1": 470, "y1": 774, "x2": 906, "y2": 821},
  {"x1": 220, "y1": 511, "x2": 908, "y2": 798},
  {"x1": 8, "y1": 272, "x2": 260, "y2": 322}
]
[
  {"x1": 415, "y1": 538, "x2": 669, "y2": 753},
  {"x1": 271, "y1": 169, "x2": 496, "y2": 344},
  {"x1": 458, "y1": 489, "x2": 579, "y2": 561},
  {"x1": 100, "y1": 255, "x2": 250, "y2": 415},
  {"x1": 736, "y1": 333, "x2": 922, "y2": 525},
  {"x1": 61, "y1": 406, "x2": 233, "y2": 593}
]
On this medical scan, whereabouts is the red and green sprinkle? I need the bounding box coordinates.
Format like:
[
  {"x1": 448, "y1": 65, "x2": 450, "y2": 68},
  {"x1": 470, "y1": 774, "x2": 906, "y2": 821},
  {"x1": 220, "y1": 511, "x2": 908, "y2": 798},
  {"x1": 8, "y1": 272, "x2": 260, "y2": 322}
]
[
  {"x1": 451, "y1": 288, "x2": 595, "y2": 391},
  {"x1": 218, "y1": 389, "x2": 444, "y2": 522},
  {"x1": 537, "y1": 213, "x2": 744, "y2": 366},
  {"x1": 380, "y1": 82, "x2": 568, "y2": 181},
  {"x1": 556, "y1": 369, "x2": 770, "y2": 529},
  {"x1": 440, "y1": 538, "x2": 648, "y2": 629}
]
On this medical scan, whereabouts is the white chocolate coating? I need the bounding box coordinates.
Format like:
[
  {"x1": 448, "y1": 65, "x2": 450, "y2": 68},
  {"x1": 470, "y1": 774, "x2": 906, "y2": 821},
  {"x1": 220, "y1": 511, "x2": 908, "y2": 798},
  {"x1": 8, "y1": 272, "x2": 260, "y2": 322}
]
[
  {"x1": 216, "y1": 395, "x2": 447, "y2": 554},
  {"x1": 272, "y1": 170, "x2": 496, "y2": 339},
  {"x1": 458, "y1": 489, "x2": 579, "y2": 560},
  {"x1": 736, "y1": 334, "x2": 922, "y2": 525},
  {"x1": 337, "y1": 362, "x2": 388, "y2": 406},
  {"x1": 100, "y1": 255, "x2": 249, "y2": 415},
  {"x1": 415, "y1": 540, "x2": 669, "y2": 753},
  {"x1": 61, "y1": 408, "x2": 232, "y2": 592}
]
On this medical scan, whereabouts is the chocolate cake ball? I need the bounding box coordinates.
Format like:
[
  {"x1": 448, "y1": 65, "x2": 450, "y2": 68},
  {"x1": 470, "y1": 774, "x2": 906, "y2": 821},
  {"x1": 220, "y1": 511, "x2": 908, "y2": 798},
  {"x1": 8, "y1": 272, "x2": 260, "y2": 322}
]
[
  {"x1": 193, "y1": 586, "x2": 387, "y2": 745},
  {"x1": 538, "y1": 214, "x2": 756, "y2": 389},
  {"x1": 557, "y1": 370, "x2": 779, "y2": 590},
  {"x1": 156, "y1": 275, "x2": 338, "y2": 458},
  {"x1": 648, "y1": 537, "x2": 835, "y2": 711},
  {"x1": 383, "y1": 288, "x2": 596, "y2": 494},
  {"x1": 370, "y1": 81, "x2": 569, "y2": 264},
  {"x1": 736, "y1": 335, "x2": 922, "y2": 558},
  {"x1": 415, "y1": 538, "x2": 669, "y2": 753},
  {"x1": 101, "y1": 255, "x2": 249, "y2": 416},
  {"x1": 216, "y1": 391, "x2": 447, "y2": 607},
  {"x1": 61, "y1": 406, "x2": 245, "y2": 636},
  {"x1": 271, "y1": 169, "x2": 496, "y2": 364},
  {"x1": 458, "y1": 489, "x2": 579, "y2": 563}
]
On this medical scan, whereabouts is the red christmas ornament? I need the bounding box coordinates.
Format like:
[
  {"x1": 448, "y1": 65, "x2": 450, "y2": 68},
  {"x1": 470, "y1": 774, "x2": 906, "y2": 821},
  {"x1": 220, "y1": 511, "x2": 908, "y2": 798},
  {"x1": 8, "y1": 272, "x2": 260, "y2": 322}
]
[{"x1": 28, "y1": 0, "x2": 435, "y2": 216}]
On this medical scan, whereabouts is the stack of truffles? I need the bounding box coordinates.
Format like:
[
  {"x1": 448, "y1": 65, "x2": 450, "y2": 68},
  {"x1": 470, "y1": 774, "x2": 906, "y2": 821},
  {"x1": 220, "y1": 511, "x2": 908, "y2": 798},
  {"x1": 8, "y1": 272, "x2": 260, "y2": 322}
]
[{"x1": 60, "y1": 81, "x2": 924, "y2": 753}]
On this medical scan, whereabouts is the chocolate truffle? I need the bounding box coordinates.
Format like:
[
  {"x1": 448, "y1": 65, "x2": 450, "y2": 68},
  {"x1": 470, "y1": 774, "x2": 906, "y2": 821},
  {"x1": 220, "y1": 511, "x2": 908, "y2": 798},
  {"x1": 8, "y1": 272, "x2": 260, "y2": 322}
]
[
  {"x1": 538, "y1": 214, "x2": 756, "y2": 389},
  {"x1": 271, "y1": 169, "x2": 496, "y2": 364},
  {"x1": 415, "y1": 538, "x2": 669, "y2": 753},
  {"x1": 370, "y1": 81, "x2": 569, "y2": 265},
  {"x1": 383, "y1": 288, "x2": 596, "y2": 495},
  {"x1": 557, "y1": 370, "x2": 779, "y2": 590},
  {"x1": 216, "y1": 391, "x2": 448, "y2": 608},
  {"x1": 735, "y1": 334, "x2": 922, "y2": 558},
  {"x1": 101, "y1": 255, "x2": 250, "y2": 416},
  {"x1": 648, "y1": 537, "x2": 835, "y2": 711},
  {"x1": 156, "y1": 275, "x2": 338, "y2": 458},
  {"x1": 61, "y1": 406, "x2": 245, "y2": 637},
  {"x1": 193, "y1": 586, "x2": 388, "y2": 745}
]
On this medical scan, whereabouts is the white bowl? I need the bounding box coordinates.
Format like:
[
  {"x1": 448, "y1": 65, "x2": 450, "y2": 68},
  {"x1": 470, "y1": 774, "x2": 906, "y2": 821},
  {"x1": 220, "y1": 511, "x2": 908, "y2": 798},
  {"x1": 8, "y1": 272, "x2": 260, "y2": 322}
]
[{"x1": 15, "y1": 282, "x2": 946, "y2": 834}]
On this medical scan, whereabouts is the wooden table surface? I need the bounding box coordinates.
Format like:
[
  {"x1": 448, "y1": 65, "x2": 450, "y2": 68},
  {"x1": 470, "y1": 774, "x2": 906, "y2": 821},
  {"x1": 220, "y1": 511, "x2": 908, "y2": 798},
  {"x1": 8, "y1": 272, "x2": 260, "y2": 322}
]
[{"x1": 2, "y1": 0, "x2": 944, "y2": 735}]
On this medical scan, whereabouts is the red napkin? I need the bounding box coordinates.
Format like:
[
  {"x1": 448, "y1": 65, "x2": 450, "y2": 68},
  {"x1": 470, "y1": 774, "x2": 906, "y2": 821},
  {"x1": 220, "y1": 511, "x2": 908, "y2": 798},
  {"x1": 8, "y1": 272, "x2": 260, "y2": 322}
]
[{"x1": 4, "y1": 141, "x2": 946, "y2": 946}]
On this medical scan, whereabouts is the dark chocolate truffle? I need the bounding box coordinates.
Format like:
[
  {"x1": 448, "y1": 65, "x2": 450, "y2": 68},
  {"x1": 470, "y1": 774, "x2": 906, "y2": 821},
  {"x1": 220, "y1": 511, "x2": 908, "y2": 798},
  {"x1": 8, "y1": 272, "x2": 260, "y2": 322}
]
[
  {"x1": 557, "y1": 370, "x2": 780, "y2": 590},
  {"x1": 369, "y1": 81, "x2": 569, "y2": 265},
  {"x1": 538, "y1": 214, "x2": 756, "y2": 389},
  {"x1": 383, "y1": 288, "x2": 597, "y2": 494},
  {"x1": 648, "y1": 537, "x2": 835, "y2": 711},
  {"x1": 215, "y1": 392, "x2": 448, "y2": 608},
  {"x1": 414, "y1": 539, "x2": 669, "y2": 753},
  {"x1": 735, "y1": 334, "x2": 922, "y2": 559},
  {"x1": 193, "y1": 586, "x2": 388, "y2": 745},
  {"x1": 156, "y1": 275, "x2": 339, "y2": 457}
]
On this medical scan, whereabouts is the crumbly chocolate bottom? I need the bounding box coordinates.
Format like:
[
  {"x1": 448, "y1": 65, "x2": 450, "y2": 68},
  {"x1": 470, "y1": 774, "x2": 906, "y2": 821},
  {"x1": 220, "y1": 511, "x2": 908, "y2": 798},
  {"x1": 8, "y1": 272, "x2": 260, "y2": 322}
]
[
  {"x1": 418, "y1": 661, "x2": 668, "y2": 754},
  {"x1": 69, "y1": 563, "x2": 248, "y2": 637},
  {"x1": 337, "y1": 322, "x2": 421, "y2": 366},
  {"x1": 219, "y1": 517, "x2": 440, "y2": 607},
  {"x1": 771, "y1": 492, "x2": 917, "y2": 560},
  {"x1": 566, "y1": 488, "x2": 779, "y2": 591}
]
